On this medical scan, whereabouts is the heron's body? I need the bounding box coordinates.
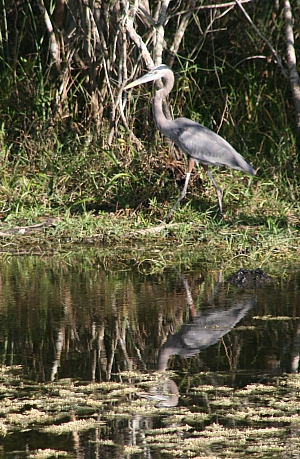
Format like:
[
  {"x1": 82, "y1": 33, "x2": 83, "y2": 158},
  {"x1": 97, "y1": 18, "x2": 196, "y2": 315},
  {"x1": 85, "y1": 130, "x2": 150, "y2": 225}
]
[
  {"x1": 125, "y1": 65, "x2": 255, "y2": 219},
  {"x1": 158, "y1": 116, "x2": 254, "y2": 172}
]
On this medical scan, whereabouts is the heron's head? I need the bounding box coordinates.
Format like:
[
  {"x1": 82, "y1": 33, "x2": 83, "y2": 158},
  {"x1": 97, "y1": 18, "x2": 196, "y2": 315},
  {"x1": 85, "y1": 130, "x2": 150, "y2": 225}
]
[{"x1": 124, "y1": 64, "x2": 171, "y2": 90}]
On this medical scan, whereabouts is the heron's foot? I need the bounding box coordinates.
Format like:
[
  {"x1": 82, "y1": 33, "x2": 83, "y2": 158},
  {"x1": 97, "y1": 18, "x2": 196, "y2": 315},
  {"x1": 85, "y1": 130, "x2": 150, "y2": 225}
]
[{"x1": 162, "y1": 210, "x2": 173, "y2": 222}]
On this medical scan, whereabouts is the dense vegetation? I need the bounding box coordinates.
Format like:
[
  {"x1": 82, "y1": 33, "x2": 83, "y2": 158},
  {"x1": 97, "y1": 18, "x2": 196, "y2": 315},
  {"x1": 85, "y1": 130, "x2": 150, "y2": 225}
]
[{"x1": 0, "y1": 1, "x2": 299, "y2": 241}]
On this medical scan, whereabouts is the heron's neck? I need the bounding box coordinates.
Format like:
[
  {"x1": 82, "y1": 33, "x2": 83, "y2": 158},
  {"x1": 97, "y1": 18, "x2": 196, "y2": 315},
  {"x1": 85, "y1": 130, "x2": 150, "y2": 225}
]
[{"x1": 152, "y1": 70, "x2": 174, "y2": 134}]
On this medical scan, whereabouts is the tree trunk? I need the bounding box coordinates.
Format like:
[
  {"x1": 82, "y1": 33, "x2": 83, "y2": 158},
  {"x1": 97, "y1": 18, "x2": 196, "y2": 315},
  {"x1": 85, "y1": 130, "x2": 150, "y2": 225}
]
[{"x1": 284, "y1": 0, "x2": 300, "y2": 153}]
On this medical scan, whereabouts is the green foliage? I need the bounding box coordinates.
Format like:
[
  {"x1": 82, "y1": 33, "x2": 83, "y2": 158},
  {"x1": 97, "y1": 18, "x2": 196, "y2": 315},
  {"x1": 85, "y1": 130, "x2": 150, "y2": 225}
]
[{"x1": 0, "y1": 0, "x2": 299, "y2": 230}]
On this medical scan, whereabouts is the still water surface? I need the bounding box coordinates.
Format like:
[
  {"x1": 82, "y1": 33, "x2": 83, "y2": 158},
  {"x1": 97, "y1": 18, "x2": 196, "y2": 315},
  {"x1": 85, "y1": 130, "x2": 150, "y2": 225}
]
[{"x1": 0, "y1": 255, "x2": 299, "y2": 458}]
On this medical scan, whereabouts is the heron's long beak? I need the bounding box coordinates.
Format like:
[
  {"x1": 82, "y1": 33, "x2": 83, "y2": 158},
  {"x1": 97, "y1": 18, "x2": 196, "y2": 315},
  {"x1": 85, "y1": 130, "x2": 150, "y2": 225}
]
[{"x1": 124, "y1": 71, "x2": 159, "y2": 90}]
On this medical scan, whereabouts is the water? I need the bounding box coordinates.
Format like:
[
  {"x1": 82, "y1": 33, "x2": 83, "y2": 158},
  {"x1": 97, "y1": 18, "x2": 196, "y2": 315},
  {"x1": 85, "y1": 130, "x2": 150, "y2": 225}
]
[{"x1": 0, "y1": 255, "x2": 299, "y2": 458}]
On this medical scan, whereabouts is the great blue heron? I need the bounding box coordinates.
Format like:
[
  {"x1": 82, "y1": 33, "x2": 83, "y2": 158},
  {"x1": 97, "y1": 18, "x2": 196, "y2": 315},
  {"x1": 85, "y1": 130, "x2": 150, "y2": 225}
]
[{"x1": 124, "y1": 64, "x2": 255, "y2": 219}]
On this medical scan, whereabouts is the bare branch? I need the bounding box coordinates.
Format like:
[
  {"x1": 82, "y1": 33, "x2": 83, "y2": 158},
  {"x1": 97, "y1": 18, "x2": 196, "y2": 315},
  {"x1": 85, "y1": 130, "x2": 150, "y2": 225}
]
[
  {"x1": 168, "y1": 0, "x2": 253, "y2": 19},
  {"x1": 38, "y1": 0, "x2": 61, "y2": 72},
  {"x1": 168, "y1": 0, "x2": 197, "y2": 68},
  {"x1": 122, "y1": 0, "x2": 154, "y2": 70},
  {"x1": 284, "y1": 0, "x2": 300, "y2": 150},
  {"x1": 235, "y1": 0, "x2": 288, "y2": 78},
  {"x1": 235, "y1": 55, "x2": 269, "y2": 68},
  {"x1": 153, "y1": 0, "x2": 171, "y2": 66}
]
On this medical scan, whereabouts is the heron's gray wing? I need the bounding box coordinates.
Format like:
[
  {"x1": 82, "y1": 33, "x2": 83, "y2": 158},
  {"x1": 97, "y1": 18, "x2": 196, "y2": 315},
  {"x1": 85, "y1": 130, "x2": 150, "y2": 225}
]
[{"x1": 172, "y1": 118, "x2": 255, "y2": 174}]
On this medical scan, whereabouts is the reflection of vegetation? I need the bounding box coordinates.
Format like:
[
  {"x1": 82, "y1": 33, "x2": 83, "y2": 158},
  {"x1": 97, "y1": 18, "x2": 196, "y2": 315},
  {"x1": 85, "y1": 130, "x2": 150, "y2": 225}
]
[
  {"x1": 0, "y1": 257, "x2": 299, "y2": 383},
  {"x1": 1, "y1": 367, "x2": 300, "y2": 458},
  {"x1": 0, "y1": 257, "x2": 300, "y2": 457}
]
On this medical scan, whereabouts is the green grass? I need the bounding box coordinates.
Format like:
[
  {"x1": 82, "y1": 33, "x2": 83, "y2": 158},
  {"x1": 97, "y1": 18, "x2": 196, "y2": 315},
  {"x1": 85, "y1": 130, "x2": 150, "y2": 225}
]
[
  {"x1": 0, "y1": 204, "x2": 299, "y2": 277},
  {"x1": 0, "y1": 117, "x2": 299, "y2": 272},
  {"x1": 0, "y1": 18, "x2": 299, "y2": 269}
]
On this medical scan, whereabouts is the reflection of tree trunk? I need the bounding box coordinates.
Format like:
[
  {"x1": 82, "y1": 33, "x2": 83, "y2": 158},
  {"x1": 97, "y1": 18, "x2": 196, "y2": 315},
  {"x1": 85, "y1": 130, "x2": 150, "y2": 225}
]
[
  {"x1": 51, "y1": 329, "x2": 64, "y2": 381},
  {"x1": 91, "y1": 322, "x2": 97, "y2": 382},
  {"x1": 51, "y1": 289, "x2": 78, "y2": 381},
  {"x1": 291, "y1": 320, "x2": 300, "y2": 373},
  {"x1": 70, "y1": 411, "x2": 80, "y2": 456},
  {"x1": 107, "y1": 338, "x2": 116, "y2": 381},
  {"x1": 98, "y1": 324, "x2": 108, "y2": 380},
  {"x1": 117, "y1": 316, "x2": 133, "y2": 371},
  {"x1": 90, "y1": 323, "x2": 108, "y2": 381}
]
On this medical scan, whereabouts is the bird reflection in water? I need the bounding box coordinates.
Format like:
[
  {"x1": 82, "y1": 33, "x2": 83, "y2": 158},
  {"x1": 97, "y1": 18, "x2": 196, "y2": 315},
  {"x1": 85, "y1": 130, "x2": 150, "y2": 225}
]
[{"x1": 139, "y1": 270, "x2": 256, "y2": 407}]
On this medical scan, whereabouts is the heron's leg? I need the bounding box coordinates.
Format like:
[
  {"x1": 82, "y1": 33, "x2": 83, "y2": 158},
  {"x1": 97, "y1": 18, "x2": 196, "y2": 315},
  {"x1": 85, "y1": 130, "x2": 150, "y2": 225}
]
[
  {"x1": 163, "y1": 158, "x2": 194, "y2": 221},
  {"x1": 203, "y1": 165, "x2": 223, "y2": 216},
  {"x1": 163, "y1": 172, "x2": 191, "y2": 221}
]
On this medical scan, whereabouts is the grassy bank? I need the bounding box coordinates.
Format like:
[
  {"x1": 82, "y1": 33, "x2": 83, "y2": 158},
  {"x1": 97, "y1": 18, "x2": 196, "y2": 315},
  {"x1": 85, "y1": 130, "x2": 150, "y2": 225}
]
[
  {"x1": 0, "y1": 198, "x2": 299, "y2": 276},
  {"x1": 0, "y1": 111, "x2": 299, "y2": 271},
  {"x1": 1, "y1": 2, "x2": 299, "y2": 269}
]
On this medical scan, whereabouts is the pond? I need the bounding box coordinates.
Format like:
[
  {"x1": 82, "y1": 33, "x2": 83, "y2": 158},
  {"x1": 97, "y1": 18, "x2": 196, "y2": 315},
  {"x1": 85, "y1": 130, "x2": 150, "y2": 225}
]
[{"x1": 0, "y1": 254, "x2": 299, "y2": 458}]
